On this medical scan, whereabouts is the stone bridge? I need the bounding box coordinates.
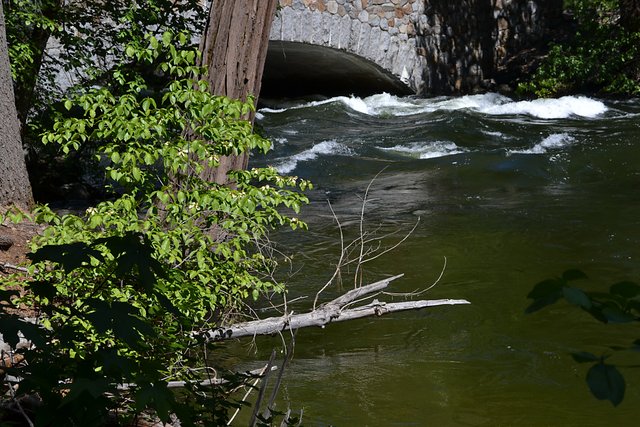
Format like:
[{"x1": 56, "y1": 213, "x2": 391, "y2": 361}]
[{"x1": 261, "y1": 0, "x2": 563, "y2": 98}]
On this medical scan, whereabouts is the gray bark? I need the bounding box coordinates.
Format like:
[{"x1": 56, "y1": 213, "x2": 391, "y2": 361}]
[
  {"x1": 0, "y1": 2, "x2": 33, "y2": 211},
  {"x1": 201, "y1": 274, "x2": 471, "y2": 342}
]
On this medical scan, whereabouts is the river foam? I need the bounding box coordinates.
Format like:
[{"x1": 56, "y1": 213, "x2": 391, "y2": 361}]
[
  {"x1": 273, "y1": 140, "x2": 353, "y2": 174},
  {"x1": 378, "y1": 141, "x2": 464, "y2": 159},
  {"x1": 259, "y1": 93, "x2": 608, "y2": 119},
  {"x1": 509, "y1": 133, "x2": 576, "y2": 154}
]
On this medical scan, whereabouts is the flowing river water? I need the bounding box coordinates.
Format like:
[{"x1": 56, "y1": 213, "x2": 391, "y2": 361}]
[{"x1": 234, "y1": 93, "x2": 640, "y2": 425}]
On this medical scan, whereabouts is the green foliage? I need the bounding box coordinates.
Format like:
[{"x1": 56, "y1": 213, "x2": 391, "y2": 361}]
[
  {"x1": 5, "y1": 0, "x2": 208, "y2": 131},
  {"x1": 518, "y1": 0, "x2": 640, "y2": 97},
  {"x1": 527, "y1": 270, "x2": 640, "y2": 406},
  {"x1": 1, "y1": 31, "x2": 311, "y2": 425},
  {"x1": 4, "y1": 0, "x2": 59, "y2": 80}
]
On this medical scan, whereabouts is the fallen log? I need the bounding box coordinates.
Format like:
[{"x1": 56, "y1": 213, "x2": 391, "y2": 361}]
[{"x1": 200, "y1": 274, "x2": 471, "y2": 342}]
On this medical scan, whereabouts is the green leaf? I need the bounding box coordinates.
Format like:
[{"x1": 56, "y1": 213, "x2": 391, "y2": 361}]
[
  {"x1": 562, "y1": 269, "x2": 588, "y2": 282},
  {"x1": 563, "y1": 286, "x2": 592, "y2": 309},
  {"x1": 0, "y1": 289, "x2": 19, "y2": 304},
  {"x1": 95, "y1": 233, "x2": 165, "y2": 292},
  {"x1": 161, "y1": 31, "x2": 172, "y2": 46},
  {"x1": 609, "y1": 281, "x2": 640, "y2": 298},
  {"x1": 527, "y1": 279, "x2": 563, "y2": 300},
  {"x1": 28, "y1": 242, "x2": 104, "y2": 273},
  {"x1": 525, "y1": 279, "x2": 563, "y2": 313},
  {"x1": 586, "y1": 362, "x2": 625, "y2": 406},
  {"x1": 0, "y1": 315, "x2": 46, "y2": 348},
  {"x1": 64, "y1": 99, "x2": 72, "y2": 110},
  {"x1": 601, "y1": 305, "x2": 636, "y2": 323},
  {"x1": 61, "y1": 377, "x2": 111, "y2": 404},
  {"x1": 29, "y1": 280, "x2": 56, "y2": 301},
  {"x1": 135, "y1": 382, "x2": 175, "y2": 422}
]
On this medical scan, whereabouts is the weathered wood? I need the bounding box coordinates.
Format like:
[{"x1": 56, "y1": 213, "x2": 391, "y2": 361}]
[{"x1": 201, "y1": 274, "x2": 470, "y2": 342}]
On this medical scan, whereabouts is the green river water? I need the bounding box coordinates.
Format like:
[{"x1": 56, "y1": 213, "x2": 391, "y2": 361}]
[{"x1": 234, "y1": 93, "x2": 640, "y2": 426}]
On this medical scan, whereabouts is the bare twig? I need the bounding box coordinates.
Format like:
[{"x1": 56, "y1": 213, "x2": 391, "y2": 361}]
[
  {"x1": 383, "y1": 256, "x2": 448, "y2": 298},
  {"x1": 312, "y1": 201, "x2": 345, "y2": 310},
  {"x1": 249, "y1": 349, "x2": 277, "y2": 426},
  {"x1": 227, "y1": 362, "x2": 274, "y2": 426},
  {"x1": 3, "y1": 375, "x2": 34, "y2": 427},
  {"x1": 354, "y1": 168, "x2": 387, "y2": 287}
]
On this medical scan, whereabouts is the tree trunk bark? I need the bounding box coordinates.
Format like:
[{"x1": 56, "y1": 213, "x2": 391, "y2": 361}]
[
  {"x1": 0, "y1": 3, "x2": 34, "y2": 211},
  {"x1": 198, "y1": 0, "x2": 278, "y2": 186}
]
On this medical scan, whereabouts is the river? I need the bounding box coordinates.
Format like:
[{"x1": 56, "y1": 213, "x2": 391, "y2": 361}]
[{"x1": 237, "y1": 93, "x2": 640, "y2": 425}]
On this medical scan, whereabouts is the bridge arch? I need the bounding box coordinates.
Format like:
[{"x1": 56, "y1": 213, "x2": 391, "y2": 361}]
[
  {"x1": 266, "y1": 0, "x2": 426, "y2": 97},
  {"x1": 261, "y1": 41, "x2": 413, "y2": 99}
]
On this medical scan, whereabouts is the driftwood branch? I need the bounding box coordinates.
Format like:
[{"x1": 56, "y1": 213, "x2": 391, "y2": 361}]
[
  {"x1": 0, "y1": 262, "x2": 29, "y2": 274},
  {"x1": 201, "y1": 274, "x2": 470, "y2": 342}
]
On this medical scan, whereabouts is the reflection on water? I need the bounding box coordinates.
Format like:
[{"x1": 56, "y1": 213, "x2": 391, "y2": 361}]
[{"x1": 243, "y1": 93, "x2": 640, "y2": 425}]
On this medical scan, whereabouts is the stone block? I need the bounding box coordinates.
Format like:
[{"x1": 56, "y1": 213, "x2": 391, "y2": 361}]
[
  {"x1": 348, "y1": 19, "x2": 361, "y2": 50},
  {"x1": 338, "y1": 14, "x2": 351, "y2": 48},
  {"x1": 327, "y1": 0, "x2": 338, "y2": 14},
  {"x1": 322, "y1": 13, "x2": 333, "y2": 44},
  {"x1": 358, "y1": 10, "x2": 369, "y2": 22},
  {"x1": 311, "y1": 11, "x2": 323, "y2": 43},
  {"x1": 357, "y1": 21, "x2": 371, "y2": 55}
]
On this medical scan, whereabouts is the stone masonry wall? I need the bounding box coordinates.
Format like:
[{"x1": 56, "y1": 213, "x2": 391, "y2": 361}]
[
  {"x1": 271, "y1": 0, "x2": 563, "y2": 95},
  {"x1": 416, "y1": 0, "x2": 563, "y2": 94},
  {"x1": 272, "y1": 0, "x2": 428, "y2": 93}
]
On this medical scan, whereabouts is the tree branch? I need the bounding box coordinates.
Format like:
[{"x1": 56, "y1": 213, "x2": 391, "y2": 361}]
[{"x1": 200, "y1": 274, "x2": 470, "y2": 342}]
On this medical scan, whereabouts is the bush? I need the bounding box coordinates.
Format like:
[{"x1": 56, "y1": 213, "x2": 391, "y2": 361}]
[
  {"x1": 0, "y1": 32, "x2": 310, "y2": 425},
  {"x1": 518, "y1": 0, "x2": 640, "y2": 97}
]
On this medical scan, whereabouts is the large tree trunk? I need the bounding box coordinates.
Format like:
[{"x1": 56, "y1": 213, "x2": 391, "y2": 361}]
[
  {"x1": 198, "y1": 0, "x2": 278, "y2": 186},
  {"x1": 0, "y1": 3, "x2": 33, "y2": 211}
]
